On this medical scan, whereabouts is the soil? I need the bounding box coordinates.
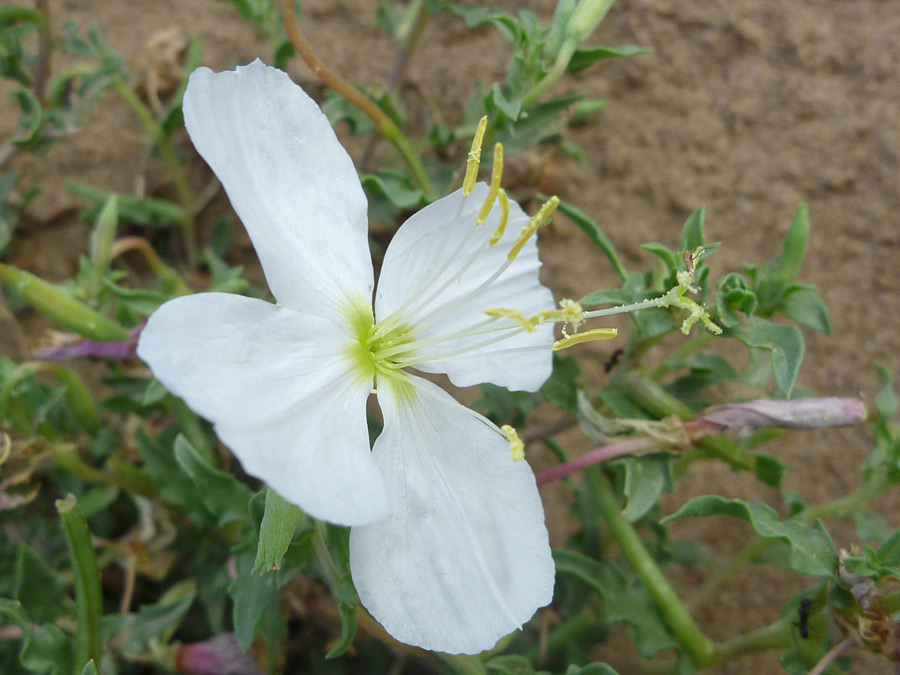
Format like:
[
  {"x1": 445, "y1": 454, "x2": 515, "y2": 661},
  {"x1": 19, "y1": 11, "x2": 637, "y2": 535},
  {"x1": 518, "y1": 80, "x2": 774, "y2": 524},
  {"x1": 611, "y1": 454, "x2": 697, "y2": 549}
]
[{"x1": 3, "y1": 0, "x2": 900, "y2": 673}]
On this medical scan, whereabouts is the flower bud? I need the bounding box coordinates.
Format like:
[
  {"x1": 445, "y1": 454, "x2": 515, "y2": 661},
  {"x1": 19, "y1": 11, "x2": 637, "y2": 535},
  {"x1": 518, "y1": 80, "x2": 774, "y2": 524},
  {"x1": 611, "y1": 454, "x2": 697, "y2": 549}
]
[
  {"x1": 175, "y1": 634, "x2": 264, "y2": 675},
  {"x1": 699, "y1": 397, "x2": 866, "y2": 431}
]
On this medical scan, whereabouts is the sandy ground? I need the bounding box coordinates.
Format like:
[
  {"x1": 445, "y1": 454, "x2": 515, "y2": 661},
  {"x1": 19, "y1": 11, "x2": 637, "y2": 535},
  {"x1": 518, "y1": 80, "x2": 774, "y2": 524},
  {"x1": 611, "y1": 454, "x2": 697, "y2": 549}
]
[{"x1": 2, "y1": 0, "x2": 900, "y2": 672}]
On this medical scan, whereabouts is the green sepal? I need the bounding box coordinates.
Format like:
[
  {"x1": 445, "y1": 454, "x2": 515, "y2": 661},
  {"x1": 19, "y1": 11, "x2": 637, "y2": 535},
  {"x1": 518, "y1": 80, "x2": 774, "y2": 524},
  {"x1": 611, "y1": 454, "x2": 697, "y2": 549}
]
[{"x1": 253, "y1": 487, "x2": 304, "y2": 575}]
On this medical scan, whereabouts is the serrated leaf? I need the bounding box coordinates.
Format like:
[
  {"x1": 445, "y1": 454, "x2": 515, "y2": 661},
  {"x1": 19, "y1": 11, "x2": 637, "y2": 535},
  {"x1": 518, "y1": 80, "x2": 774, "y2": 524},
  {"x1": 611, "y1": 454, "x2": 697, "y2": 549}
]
[
  {"x1": 173, "y1": 434, "x2": 253, "y2": 527},
  {"x1": 730, "y1": 319, "x2": 804, "y2": 397},
  {"x1": 253, "y1": 488, "x2": 303, "y2": 575},
  {"x1": 664, "y1": 496, "x2": 837, "y2": 577}
]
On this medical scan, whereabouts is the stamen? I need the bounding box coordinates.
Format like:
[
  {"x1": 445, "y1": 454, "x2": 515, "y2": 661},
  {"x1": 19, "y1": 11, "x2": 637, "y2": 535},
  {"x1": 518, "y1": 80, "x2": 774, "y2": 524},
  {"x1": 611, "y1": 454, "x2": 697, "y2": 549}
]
[
  {"x1": 485, "y1": 306, "x2": 537, "y2": 332},
  {"x1": 463, "y1": 116, "x2": 488, "y2": 197},
  {"x1": 502, "y1": 424, "x2": 525, "y2": 461},
  {"x1": 489, "y1": 189, "x2": 510, "y2": 247},
  {"x1": 553, "y1": 328, "x2": 618, "y2": 351},
  {"x1": 476, "y1": 143, "x2": 504, "y2": 225},
  {"x1": 508, "y1": 196, "x2": 560, "y2": 261}
]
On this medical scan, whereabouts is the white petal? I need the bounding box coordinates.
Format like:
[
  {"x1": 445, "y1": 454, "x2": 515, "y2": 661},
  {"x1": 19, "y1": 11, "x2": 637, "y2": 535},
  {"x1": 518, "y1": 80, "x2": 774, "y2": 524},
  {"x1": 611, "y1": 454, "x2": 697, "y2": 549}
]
[
  {"x1": 374, "y1": 183, "x2": 554, "y2": 391},
  {"x1": 350, "y1": 376, "x2": 554, "y2": 654},
  {"x1": 137, "y1": 293, "x2": 388, "y2": 527},
  {"x1": 183, "y1": 61, "x2": 373, "y2": 318}
]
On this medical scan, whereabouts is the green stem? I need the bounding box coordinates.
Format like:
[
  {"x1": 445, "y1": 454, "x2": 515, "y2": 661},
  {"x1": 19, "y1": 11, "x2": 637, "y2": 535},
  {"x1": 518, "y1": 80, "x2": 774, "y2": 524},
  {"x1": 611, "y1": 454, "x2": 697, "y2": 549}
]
[
  {"x1": 312, "y1": 522, "x2": 340, "y2": 590},
  {"x1": 710, "y1": 615, "x2": 794, "y2": 665},
  {"x1": 56, "y1": 494, "x2": 104, "y2": 670},
  {"x1": 0, "y1": 262, "x2": 130, "y2": 341},
  {"x1": 112, "y1": 80, "x2": 197, "y2": 263},
  {"x1": 592, "y1": 473, "x2": 715, "y2": 666},
  {"x1": 522, "y1": 0, "x2": 616, "y2": 108}
]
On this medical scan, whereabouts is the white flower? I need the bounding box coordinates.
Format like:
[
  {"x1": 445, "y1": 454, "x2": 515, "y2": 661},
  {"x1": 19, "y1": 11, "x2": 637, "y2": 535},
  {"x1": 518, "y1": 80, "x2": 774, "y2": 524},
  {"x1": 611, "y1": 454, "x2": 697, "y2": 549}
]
[{"x1": 138, "y1": 60, "x2": 559, "y2": 654}]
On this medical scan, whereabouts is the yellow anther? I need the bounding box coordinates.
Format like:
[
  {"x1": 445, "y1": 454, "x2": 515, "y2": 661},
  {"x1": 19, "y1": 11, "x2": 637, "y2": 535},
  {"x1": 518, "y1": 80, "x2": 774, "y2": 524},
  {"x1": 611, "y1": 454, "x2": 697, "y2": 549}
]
[
  {"x1": 552, "y1": 328, "x2": 618, "y2": 351},
  {"x1": 476, "y1": 143, "x2": 504, "y2": 225},
  {"x1": 489, "y1": 188, "x2": 510, "y2": 247},
  {"x1": 508, "y1": 196, "x2": 560, "y2": 261},
  {"x1": 502, "y1": 424, "x2": 525, "y2": 461},
  {"x1": 463, "y1": 116, "x2": 488, "y2": 196},
  {"x1": 485, "y1": 306, "x2": 536, "y2": 332}
]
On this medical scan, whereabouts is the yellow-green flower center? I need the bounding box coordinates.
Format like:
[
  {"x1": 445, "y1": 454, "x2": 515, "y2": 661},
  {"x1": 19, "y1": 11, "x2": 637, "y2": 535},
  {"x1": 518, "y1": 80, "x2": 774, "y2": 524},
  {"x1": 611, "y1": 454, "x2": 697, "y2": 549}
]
[{"x1": 343, "y1": 294, "x2": 417, "y2": 400}]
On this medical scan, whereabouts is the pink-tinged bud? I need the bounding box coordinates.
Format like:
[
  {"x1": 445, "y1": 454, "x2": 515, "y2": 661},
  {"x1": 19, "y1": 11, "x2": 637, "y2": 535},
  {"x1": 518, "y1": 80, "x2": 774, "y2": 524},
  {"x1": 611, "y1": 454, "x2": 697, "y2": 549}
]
[
  {"x1": 32, "y1": 324, "x2": 145, "y2": 361},
  {"x1": 698, "y1": 397, "x2": 867, "y2": 431},
  {"x1": 175, "y1": 634, "x2": 264, "y2": 675}
]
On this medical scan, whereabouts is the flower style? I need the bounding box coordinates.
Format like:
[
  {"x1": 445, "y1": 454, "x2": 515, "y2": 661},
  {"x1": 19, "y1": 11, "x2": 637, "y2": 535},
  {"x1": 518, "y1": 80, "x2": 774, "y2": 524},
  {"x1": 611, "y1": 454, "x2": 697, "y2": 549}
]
[{"x1": 138, "y1": 60, "x2": 574, "y2": 654}]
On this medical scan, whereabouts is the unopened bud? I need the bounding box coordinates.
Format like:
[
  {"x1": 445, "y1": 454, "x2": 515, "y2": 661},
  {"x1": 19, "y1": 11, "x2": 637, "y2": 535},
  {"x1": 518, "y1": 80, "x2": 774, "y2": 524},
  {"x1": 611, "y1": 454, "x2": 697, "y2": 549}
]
[{"x1": 699, "y1": 397, "x2": 866, "y2": 431}]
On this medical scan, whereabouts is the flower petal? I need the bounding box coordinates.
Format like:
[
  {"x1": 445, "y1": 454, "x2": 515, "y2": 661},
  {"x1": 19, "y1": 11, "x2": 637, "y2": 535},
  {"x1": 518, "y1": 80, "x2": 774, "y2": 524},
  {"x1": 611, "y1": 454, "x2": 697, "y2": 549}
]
[
  {"x1": 183, "y1": 61, "x2": 373, "y2": 318},
  {"x1": 374, "y1": 183, "x2": 554, "y2": 391},
  {"x1": 350, "y1": 376, "x2": 554, "y2": 653},
  {"x1": 137, "y1": 293, "x2": 388, "y2": 527}
]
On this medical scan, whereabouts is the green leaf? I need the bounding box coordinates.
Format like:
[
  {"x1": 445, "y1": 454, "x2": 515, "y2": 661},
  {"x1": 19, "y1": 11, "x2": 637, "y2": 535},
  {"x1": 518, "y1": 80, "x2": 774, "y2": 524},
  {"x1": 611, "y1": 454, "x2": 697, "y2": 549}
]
[
  {"x1": 851, "y1": 510, "x2": 890, "y2": 544},
  {"x1": 619, "y1": 455, "x2": 672, "y2": 522},
  {"x1": 173, "y1": 434, "x2": 253, "y2": 527},
  {"x1": 874, "y1": 364, "x2": 898, "y2": 420},
  {"x1": 136, "y1": 429, "x2": 207, "y2": 523},
  {"x1": 80, "y1": 661, "x2": 100, "y2": 675},
  {"x1": 14, "y1": 543, "x2": 65, "y2": 623},
  {"x1": 567, "y1": 44, "x2": 652, "y2": 74},
  {"x1": 774, "y1": 204, "x2": 809, "y2": 285},
  {"x1": 876, "y1": 528, "x2": 900, "y2": 567},
  {"x1": 540, "y1": 353, "x2": 580, "y2": 411},
  {"x1": 325, "y1": 577, "x2": 358, "y2": 659},
  {"x1": 678, "y1": 207, "x2": 706, "y2": 252},
  {"x1": 730, "y1": 319, "x2": 804, "y2": 397},
  {"x1": 360, "y1": 170, "x2": 426, "y2": 209},
  {"x1": 229, "y1": 559, "x2": 281, "y2": 652},
  {"x1": 641, "y1": 242, "x2": 679, "y2": 271},
  {"x1": 579, "y1": 288, "x2": 633, "y2": 307},
  {"x1": 557, "y1": 200, "x2": 627, "y2": 281},
  {"x1": 664, "y1": 496, "x2": 837, "y2": 577},
  {"x1": 113, "y1": 582, "x2": 196, "y2": 654},
  {"x1": 253, "y1": 488, "x2": 304, "y2": 575},
  {"x1": 753, "y1": 454, "x2": 786, "y2": 488},
  {"x1": 67, "y1": 182, "x2": 188, "y2": 227},
  {"x1": 780, "y1": 285, "x2": 831, "y2": 334}
]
